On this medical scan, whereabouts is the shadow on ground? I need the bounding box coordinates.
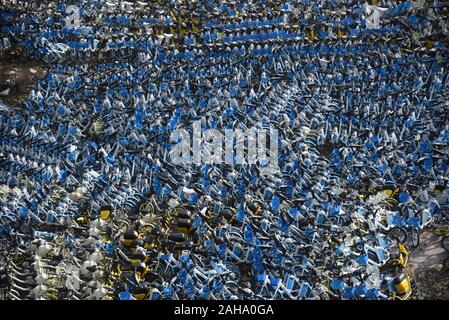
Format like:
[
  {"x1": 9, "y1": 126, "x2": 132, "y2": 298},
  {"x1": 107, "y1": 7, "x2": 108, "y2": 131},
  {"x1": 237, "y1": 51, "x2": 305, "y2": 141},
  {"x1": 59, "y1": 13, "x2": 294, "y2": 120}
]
[{"x1": 409, "y1": 231, "x2": 449, "y2": 300}]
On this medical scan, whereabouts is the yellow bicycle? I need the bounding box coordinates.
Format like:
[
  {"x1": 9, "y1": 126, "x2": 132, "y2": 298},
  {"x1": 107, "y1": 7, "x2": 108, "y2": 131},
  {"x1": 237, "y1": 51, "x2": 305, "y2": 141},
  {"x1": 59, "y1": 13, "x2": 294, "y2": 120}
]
[
  {"x1": 388, "y1": 242, "x2": 414, "y2": 300},
  {"x1": 389, "y1": 242, "x2": 409, "y2": 268}
]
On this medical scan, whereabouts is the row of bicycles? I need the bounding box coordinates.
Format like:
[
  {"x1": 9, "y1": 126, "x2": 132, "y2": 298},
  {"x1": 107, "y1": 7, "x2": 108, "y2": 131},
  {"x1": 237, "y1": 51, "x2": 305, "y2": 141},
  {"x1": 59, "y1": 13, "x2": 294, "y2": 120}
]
[
  {"x1": 0, "y1": 185, "x2": 448, "y2": 300},
  {"x1": 1, "y1": 0, "x2": 449, "y2": 299}
]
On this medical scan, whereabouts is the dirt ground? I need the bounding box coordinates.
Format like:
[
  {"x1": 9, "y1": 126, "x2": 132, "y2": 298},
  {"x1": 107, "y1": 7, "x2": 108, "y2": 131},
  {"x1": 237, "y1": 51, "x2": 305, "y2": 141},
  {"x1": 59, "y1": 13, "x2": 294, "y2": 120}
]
[
  {"x1": 0, "y1": 60, "x2": 47, "y2": 108},
  {"x1": 409, "y1": 230, "x2": 449, "y2": 300}
]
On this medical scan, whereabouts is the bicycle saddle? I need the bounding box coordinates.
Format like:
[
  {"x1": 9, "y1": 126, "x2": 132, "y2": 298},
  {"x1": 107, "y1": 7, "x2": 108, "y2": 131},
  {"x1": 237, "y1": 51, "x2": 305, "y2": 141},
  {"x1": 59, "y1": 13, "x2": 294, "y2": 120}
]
[
  {"x1": 130, "y1": 250, "x2": 147, "y2": 263},
  {"x1": 123, "y1": 228, "x2": 139, "y2": 241},
  {"x1": 129, "y1": 284, "x2": 150, "y2": 300},
  {"x1": 172, "y1": 218, "x2": 192, "y2": 229},
  {"x1": 168, "y1": 232, "x2": 187, "y2": 243},
  {"x1": 176, "y1": 208, "x2": 192, "y2": 219}
]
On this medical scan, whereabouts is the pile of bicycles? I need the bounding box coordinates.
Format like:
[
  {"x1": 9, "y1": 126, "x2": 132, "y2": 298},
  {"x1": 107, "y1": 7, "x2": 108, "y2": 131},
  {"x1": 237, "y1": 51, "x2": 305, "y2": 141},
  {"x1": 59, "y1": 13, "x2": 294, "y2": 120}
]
[{"x1": 0, "y1": 0, "x2": 448, "y2": 300}]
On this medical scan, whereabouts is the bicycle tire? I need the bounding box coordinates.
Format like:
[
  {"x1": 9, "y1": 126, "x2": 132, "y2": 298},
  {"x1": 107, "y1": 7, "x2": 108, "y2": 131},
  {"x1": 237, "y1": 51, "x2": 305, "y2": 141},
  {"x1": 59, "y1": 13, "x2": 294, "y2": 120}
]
[
  {"x1": 442, "y1": 236, "x2": 449, "y2": 253},
  {"x1": 444, "y1": 257, "x2": 449, "y2": 271},
  {"x1": 411, "y1": 228, "x2": 420, "y2": 248},
  {"x1": 387, "y1": 227, "x2": 407, "y2": 243},
  {"x1": 436, "y1": 205, "x2": 449, "y2": 223}
]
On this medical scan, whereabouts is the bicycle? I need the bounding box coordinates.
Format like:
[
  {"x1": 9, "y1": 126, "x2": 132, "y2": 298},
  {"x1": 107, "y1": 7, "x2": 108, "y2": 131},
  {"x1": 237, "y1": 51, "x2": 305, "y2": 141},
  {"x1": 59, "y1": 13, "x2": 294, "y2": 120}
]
[{"x1": 388, "y1": 241, "x2": 410, "y2": 270}]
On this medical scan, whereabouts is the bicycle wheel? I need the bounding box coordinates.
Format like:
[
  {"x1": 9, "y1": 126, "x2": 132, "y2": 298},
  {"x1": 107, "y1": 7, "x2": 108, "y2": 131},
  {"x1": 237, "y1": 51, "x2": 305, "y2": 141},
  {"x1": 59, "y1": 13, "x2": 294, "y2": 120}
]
[
  {"x1": 444, "y1": 257, "x2": 449, "y2": 271},
  {"x1": 444, "y1": 208, "x2": 449, "y2": 221},
  {"x1": 411, "y1": 228, "x2": 420, "y2": 248},
  {"x1": 442, "y1": 236, "x2": 449, "y2": 253},
  {"x1": 387, "y1": 227, "x2": 407, "y2": 243},
  {"x1": 435, "y1": 205, "x2": 449, "y2": 223}
]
